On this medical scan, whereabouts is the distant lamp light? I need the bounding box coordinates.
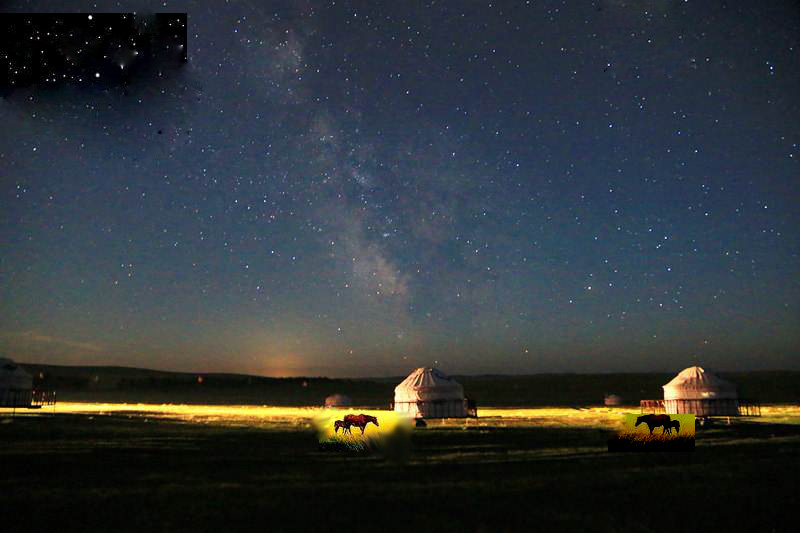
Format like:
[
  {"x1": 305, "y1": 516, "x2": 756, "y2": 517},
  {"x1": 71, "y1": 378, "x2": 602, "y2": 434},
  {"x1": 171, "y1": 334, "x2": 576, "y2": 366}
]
[
  {"x1": 197, "y1": 376, "x2": 204, "y2": 384},
  {"x1": 302, "y1": 380, "x2": 308, "y2": 388}
]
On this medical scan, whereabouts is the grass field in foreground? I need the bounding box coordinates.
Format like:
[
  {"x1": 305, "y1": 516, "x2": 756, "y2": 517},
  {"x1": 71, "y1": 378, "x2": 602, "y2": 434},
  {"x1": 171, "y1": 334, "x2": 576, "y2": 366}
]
[
  {"x1": 10, "y1": 402, "x2": 799, "y2": 428},
  {"x1": 1, "y1": 405, "x2": 798, "y2": 532}
]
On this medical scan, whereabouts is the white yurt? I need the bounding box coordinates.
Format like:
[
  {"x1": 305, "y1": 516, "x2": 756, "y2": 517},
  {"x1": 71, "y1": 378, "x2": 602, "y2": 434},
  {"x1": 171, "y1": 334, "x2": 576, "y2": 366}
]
[
  {"x1": 0, "y1": 358, "x2": 33, "y2": 407},
  {"x1": 324, "y1": 393, "x2": 352, "y2": 407},
  {"x1": 393, "y1": 367, "x2": 469, "y2": 419},
  {"x1": 663, "y1": 366, "x2": 739, "y2": 416}
]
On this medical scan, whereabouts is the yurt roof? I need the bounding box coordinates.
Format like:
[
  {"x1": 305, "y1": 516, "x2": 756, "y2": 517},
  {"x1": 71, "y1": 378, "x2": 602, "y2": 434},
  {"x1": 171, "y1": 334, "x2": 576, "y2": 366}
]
[
  {"x1": 325, "y1": 393, "x2": 350, "y2": 400},
  {"x1": 324, "y1": 393, "x2": 352, "y2": 406},
  {"x1": 0, "y1": 358, "x2": 33, "y2": 389},
  {"x1": 394, "y1": 367, "x2": 464, "y2": 402},
  {"x1": 663, "y1": 366, "x2": 737, "y2": 400}
]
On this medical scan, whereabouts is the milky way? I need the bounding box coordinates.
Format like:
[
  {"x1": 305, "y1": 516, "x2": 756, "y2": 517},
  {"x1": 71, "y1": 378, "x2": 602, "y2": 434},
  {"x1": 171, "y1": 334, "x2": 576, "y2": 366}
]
[{"x1": 1, "y1": 1, "x2": 798, "y2": 376}]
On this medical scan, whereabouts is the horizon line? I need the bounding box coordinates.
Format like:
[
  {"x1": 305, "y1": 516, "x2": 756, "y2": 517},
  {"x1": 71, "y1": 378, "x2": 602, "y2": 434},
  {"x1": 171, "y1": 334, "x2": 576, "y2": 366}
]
[{"x1": 15, "y1": 360, "x2": 800, "y2": 380}]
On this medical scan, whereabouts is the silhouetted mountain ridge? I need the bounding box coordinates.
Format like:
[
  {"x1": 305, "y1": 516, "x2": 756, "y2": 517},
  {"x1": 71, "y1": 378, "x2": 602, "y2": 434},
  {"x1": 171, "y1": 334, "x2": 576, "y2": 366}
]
[{"x1": 16, "y1": 362, "x2": 800, "y2": 407}]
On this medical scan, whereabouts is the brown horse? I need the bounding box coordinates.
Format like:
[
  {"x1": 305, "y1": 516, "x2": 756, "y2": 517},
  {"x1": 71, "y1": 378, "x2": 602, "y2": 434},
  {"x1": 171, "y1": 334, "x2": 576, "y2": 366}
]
[
  {"x1": 334, "y1": 420, "x2": 352, "y2": 435},
  {"x1": 663, "y1": 419, "x2": 680, "y2": 435},
  {"x1": 635, "y1": 414, "x2": 672, "y2": 435},
  {"x1": 343, "y1": 414, "x2": 379, "y2": 435}
]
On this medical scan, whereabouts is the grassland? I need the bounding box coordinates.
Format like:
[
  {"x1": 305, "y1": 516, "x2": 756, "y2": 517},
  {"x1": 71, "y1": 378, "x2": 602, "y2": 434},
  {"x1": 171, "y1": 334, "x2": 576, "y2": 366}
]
[
  {"x1": 608, "y1": 432, "x2": 696, "y2": 452},
  {"x1": 2, "y1": 404, "x2": 799, "y2": 532}
]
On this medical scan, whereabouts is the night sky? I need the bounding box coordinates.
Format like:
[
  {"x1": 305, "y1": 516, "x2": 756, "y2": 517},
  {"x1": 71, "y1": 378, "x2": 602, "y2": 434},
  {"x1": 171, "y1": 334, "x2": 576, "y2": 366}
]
[{"x1": 1, "y1": 1, "x2": 798, "y2": 377}]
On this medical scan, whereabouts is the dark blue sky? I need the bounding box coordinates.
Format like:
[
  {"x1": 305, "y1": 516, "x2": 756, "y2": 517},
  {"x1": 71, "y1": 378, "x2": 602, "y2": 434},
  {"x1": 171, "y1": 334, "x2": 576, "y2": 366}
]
[{"x1": 1, "y1": 1, "x2": 798, "y2": 376}]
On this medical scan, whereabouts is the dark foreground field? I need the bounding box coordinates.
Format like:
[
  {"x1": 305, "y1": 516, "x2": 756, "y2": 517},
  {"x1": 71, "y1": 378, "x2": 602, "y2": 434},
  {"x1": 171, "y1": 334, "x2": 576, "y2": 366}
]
[{"x1": 2, "y1": 413, "x2": 798, "y2": 533}]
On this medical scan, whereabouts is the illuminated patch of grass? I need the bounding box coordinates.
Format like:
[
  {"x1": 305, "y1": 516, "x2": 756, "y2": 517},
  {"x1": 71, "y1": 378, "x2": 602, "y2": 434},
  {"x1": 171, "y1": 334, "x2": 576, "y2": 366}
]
[
  {"x1": 318, "y1": 436, "x2": 370, "y2": 452},
  {"x1": 608, "y1": 432, "x2": 695, "y2": 451}
]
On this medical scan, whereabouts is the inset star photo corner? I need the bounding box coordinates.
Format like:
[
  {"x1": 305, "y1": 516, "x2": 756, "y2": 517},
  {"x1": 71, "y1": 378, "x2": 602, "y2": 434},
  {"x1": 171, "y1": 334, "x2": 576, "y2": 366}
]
[{"x1": 0, "y1": 12, "x2": 187, "y2": 97}]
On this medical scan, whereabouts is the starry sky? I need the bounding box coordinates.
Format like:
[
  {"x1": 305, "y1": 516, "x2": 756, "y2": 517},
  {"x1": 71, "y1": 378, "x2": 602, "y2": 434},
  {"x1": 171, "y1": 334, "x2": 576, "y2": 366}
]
[{"x1": 1, "y1": 1, "x2": 798, "y2": 377}]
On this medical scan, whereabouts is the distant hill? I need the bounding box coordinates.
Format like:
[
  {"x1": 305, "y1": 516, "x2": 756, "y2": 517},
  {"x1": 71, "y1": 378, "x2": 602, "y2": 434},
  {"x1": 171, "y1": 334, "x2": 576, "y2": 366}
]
[
  {"x1": 453, "y1": 372, "x2": 800, "y2": 407},
  {"x1": 17, "y1": 363, "x2": 800, "y2": 407},
  {"x1": 19, "y1": 362, "x2": 394, "y2": 407}
]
